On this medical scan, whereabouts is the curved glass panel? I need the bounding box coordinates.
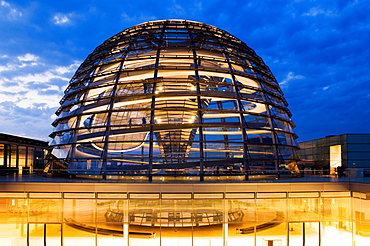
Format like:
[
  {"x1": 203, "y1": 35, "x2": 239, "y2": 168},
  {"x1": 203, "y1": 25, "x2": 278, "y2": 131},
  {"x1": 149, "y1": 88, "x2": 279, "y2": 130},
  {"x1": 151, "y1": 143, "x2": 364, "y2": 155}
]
[{"x1": 49, "y1": 20, "x2": 299, "y2": 179}]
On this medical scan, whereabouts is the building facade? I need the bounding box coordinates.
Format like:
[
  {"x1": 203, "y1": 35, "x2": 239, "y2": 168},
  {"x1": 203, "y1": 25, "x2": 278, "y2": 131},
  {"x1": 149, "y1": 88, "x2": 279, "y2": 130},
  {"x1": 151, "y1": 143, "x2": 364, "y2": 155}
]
[
  {"x1": 0, "y1": 133, "x2": 48, "y2": 174},
  {"x1": 298, "y1": 134, "x2": 370, "y2": 177}
]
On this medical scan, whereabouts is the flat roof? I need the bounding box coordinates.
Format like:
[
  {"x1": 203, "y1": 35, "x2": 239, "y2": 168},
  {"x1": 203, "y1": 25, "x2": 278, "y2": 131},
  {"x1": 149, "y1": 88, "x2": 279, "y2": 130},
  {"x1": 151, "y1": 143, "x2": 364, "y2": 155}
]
[{"x1": 0, "y1": 133, "x2": 48, "y2": 147}]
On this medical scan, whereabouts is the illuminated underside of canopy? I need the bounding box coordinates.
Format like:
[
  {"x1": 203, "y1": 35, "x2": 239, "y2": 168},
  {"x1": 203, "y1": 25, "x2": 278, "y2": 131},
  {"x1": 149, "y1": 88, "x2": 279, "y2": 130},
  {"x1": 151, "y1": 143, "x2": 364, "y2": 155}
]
[{"x1": 49, "y1": 19, "x2": 299, "y2": 180}]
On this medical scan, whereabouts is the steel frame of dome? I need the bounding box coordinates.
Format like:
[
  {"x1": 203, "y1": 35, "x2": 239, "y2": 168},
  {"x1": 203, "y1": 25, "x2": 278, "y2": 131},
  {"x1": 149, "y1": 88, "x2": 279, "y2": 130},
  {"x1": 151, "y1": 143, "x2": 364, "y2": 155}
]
[{"x1": 49, "y1": 19, "x2": 299, "y2": 181}]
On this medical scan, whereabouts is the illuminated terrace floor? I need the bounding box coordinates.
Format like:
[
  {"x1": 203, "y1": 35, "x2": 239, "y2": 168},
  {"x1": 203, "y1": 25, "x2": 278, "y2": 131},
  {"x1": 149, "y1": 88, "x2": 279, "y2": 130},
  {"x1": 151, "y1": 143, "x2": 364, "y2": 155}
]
[{"x1": 0, "y1": 173, "x2": 369, "y2": 183}]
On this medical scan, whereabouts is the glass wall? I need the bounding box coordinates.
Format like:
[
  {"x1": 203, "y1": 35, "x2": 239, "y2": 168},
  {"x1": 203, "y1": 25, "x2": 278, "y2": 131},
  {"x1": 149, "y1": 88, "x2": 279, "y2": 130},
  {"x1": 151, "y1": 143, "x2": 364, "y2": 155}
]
[
  {"x1": 0, "y1": 144, "x2": 4, "y2": 166},
  {"x1": 298, "y1": 134, "x2": 370, "y2": 176},
  {"x1": 0, "y1": 144, "x2": 46, "y2": 174},
  {"x1": 0, "y1": 191, "x2": 368, "y2": 246},
  {"x1": 19, "y1": 146, "x2": 27, "y2": 168}
]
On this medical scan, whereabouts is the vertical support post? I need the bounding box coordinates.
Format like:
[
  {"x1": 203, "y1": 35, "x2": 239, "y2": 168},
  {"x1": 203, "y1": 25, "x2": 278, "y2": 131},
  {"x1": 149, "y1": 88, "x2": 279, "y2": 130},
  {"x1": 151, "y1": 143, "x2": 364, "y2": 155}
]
[
  {"x1": 61, "y1": 222, "x2": 64, "y2": 246},
  {"x1": 94, "y1": 196, "x2": 98, "y2": 246},
  {"x1": 223, "y1": 199, "x2": 229, "y2": 246},
  {"x1": 100, "y1": 43, "x2": 128, "y2": 179},
  {"x1": 44, "y1": 224, "x2": 47, "y2": 246},
  {"x1": 287, "y1": 222, "x2": 290, "y2": 246},
  {"x1": 186, "y1": 22, "x2": 205, "y2": 181},
  {"x1": 191, "y1": 48, "x2": 205, "y2": 181},
  {"x1": 27, "y1": 223, "x2": 30, "y2": 246},
  {"x1": 101, "y1": 74, "x2": 119, "y2": 180},
  {"x1": 224, "y1": 52, "x2": 250, "y2": 181},
  {"x1": 4, "y1": 144, "x2": 9, "y2": 167},
  {"x1": 25, "y1": 146, "x2": 28, "y2": 168},
  {"x1": 61, "y1": 195, "x2": 65, "y2": 246},
  {"x1": 16, "y1": 145, "x2": 19, "y2": 171},
  {"x1": 303, "y1": 222, "x2": 306, "y2": 246},
  {"x1": 123, "y1": 200, "x2": 129, "y2": 246},
  {"x1": 148, "y1": 23, "x2": 166, "y2": 182},
  {"x1": 319, "y1": 222, "x2": 321, "y2": 246}
]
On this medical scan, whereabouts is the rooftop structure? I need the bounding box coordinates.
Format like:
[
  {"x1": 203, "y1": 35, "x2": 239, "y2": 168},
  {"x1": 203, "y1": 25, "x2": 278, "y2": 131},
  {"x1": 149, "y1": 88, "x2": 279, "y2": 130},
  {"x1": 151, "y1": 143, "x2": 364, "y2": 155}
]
[
  {"x1": 48, "y1": 19, "x2": 298, "y2": 181},
  {"x1": 0, "y1": 133, "x2": 48, "y2": 174},
  {"x1": 298, "y1": 134, "x2": 370, "y2": 177}
]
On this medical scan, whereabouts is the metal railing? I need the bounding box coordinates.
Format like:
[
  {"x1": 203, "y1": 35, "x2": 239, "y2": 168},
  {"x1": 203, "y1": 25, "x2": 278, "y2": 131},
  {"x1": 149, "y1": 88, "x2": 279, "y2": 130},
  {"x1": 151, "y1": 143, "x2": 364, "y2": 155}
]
[{"x1": 1, "y1": 168, "x2": 369, "y2": 183}]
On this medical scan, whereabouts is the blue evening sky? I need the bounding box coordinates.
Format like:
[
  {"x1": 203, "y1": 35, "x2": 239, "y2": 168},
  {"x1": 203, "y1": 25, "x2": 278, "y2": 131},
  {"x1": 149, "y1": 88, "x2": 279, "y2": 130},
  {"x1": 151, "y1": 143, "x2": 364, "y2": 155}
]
[{"x1": 0, "y1": 0, "x2": 369, "y2": 142}]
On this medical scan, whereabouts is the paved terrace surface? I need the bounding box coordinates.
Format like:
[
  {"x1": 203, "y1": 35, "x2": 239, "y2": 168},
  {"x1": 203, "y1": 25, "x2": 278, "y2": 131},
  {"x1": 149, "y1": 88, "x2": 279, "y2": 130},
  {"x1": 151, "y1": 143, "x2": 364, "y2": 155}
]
[
  {"x1": 0, "y1": 174, "x2": 369, "y2": 195},
  {"x1": 0, "y1": 174, "x2": 369, "y2": 183}
]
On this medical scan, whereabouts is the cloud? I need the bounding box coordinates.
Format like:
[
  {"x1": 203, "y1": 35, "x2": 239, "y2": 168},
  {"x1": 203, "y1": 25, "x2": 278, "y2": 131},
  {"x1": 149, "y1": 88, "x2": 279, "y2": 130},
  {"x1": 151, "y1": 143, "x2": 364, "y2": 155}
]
[
  {"x1": 0, "y1": 0, "x2": 22, "y2": 20},
  {"x1": 12, "y1": 71, "x2": 68, "y2": 84},
  {"x1": 0, "y1": 101, "x2": 56, "y2": 140},
  {"x1": 0, "y1": 53, "x2": 80, "y2": 139},
  {"x1": 0, "y1": 53, "x2": 41, "y2": 72},
  {"x1": 121, "y1": 13, "x2": 157, "y2": 23},
  {"x1": 17, "y1": 53, "x2": 39, "y2": 62},
  {"x1": 167, "y1": 0, "x2": 185, "y2": 15},
  {"x1": 280, "y1": 72, "x2": 305, "y2": 87},
  {"x1": 53, "y1": 13, "x2": 77, "y2": 25},
  {"x1": 163, "y1": 0, "x2": 205, "y2": 18},
  {"x1": 303, "y1": 7, "x2": 336, "y2": 17},
  {"x1": 53, "y1": 14, "x2": 69, "y2": 25},
  {"x1": 0, "y1": 54, "x2": 79, "y2": 109},
  {"x1": 0, "y1": 1, "x2": 9, "y2": 7},
  {"x1": 0, "y1": 64, "x2": 13, "y2": 72},
  {"x1": 194, "y1": 2, "x2": 202, "y2": 11}
]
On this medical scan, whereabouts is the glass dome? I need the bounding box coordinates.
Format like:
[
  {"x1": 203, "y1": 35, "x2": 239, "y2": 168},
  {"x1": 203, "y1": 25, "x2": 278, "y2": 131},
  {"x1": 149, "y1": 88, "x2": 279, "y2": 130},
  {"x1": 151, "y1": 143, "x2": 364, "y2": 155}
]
[{"x1": 49, "y1": 19, "x2": 299, "y2": 180}]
